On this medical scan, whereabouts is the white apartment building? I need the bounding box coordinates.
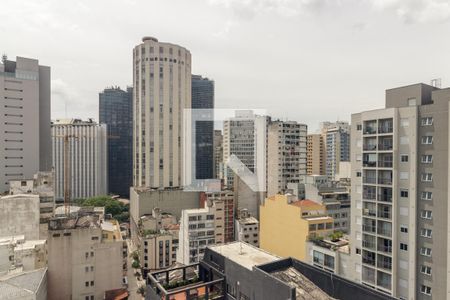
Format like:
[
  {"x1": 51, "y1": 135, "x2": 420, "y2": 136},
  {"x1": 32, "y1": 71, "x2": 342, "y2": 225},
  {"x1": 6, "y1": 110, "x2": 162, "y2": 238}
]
[
  {"x1": 51, "y1": 119, "x2": 108, "y2": 200},
  {"x1": 351, "y1": 83, "x2": 450, "y2": 299},
  {"x1": 235, "y1": 209, "x2": 259, "y2": 247},
  {"x1": 0, "y1": 56, "x2": 51, "y2": 194},
  {"x1": 222, "y1": 111, "x2": 270, "y2": 189},
  {"x1": 177, "y1": 207, "x2": 216, "y2": 265},
  {"x1": 321, "y1": 121, "x2": 350, "y2": 180},
  {"x1": 133, "y1": 37, "x2": 191, "y2": 189},
  {"x1": 267, "y1": 120, "x2": 307, "y2": 196}
]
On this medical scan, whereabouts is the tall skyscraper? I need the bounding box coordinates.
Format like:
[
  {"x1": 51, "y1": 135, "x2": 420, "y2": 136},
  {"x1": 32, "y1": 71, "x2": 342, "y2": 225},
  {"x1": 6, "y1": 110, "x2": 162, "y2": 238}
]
[
  {"x1": 350, "y1": 83, "x2": 450, "y2": 299},
  {"x1": 267, "y1": 120, "x2": 307, "y2": 196},
  {"x1": 191, "y1": 75, "x2": 214, "y2": 179},
  {"x1": 307, "y1": 133, "x2": 326, "y2": 175},
  {"x1": 222, "y1": 111, "x2": 270, "y2": 189},
  {"x1": 52, "y1": 119, "x2": 108, "y2": 200},
  {"x1": 133, "y1": 36, "x2": 191, "y2": 189},
  {"x1": 321, "y1": 121, "x2": 350, "y2": 179},
  {"x1": 0, "y1": 56, "x2": 51, "y2": 194},
  {"x1": 99, "y1": 86, "x2": 133, "y2": 197}
]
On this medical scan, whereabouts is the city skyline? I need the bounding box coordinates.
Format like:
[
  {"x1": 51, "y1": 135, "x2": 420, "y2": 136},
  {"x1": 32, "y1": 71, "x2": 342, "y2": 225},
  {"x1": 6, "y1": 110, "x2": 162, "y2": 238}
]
[{"x1": 2, "y1": 0, "x2": 450, "y2": 131}]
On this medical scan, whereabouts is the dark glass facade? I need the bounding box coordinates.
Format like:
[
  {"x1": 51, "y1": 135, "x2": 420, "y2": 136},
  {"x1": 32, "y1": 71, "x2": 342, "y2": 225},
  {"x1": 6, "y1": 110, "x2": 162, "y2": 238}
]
[
  {"x1": 99, "y1": 86, "x2": 133, "y2": 197},
  {"x1": 192, "y1": 75, "x2": 214, "y2": 179}
]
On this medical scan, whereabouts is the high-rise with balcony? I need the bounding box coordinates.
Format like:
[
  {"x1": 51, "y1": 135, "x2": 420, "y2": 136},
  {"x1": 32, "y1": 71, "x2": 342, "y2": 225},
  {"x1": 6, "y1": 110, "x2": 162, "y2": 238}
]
[
  {"x1": 321, "y1": 121, "x2": 350, "y2": 180},
  {"x1": 0, "y1": 56, "x2": 51, "y2": 194},
  {"x1": 99, "y1": 86, "x2": 133, "y2": 197},
  {"x1": 133, "y1": 37, "x2": 191, "y2": 188},
  {"x1": 351, "y1": 83, "x2": 450, "y2": 299},
  {"x1": 267, "y1": 120, "x2": 307, "y2": 196},
  {"x1": 191, "y1": 75, "x2": 214, "y2": 180}
]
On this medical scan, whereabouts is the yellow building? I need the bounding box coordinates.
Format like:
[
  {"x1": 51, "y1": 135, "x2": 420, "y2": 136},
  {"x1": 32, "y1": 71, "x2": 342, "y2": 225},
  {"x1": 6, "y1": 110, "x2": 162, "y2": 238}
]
[{"x1": 260, "y1": 194, "x2": 334, "y2": 261}]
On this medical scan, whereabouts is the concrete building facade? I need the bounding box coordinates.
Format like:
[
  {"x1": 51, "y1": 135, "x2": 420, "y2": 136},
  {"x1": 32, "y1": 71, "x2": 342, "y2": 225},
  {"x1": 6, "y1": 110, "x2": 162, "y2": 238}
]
[
  {"x1": 350, "y1": 83, "x2": 450, "y2": 299},
  {"x1": 214, "y1": 130, "x2": 223, "y2": 179},
  {"x1": 201, "y1": 191, "x2": 235, "y2": 244},
  {"x1": 133, "y1": 37, "x2": 191, "y2": 189},
  {"x1": 321, "y1": 121, "x2": 350, "y2": 180},
  {"x1": 235, "y1": 209, "x2": 259, "y2": 247},
  {"x1": 260, "y1": 194, "x2": 334, "y2": 261},
  {"x1": 47, "y1": 212, "x2": 125, "y2": 300},
  {"x1": 0, "y1": 194, "x2": 40, "y2": 240},
  {"x1": 267, "y1": 120, "x2": 307, "y2": 196},
  {"x1": 52, "y1": 119, "x2": 108, "y2": 200},
  {"x1": 307, "y1": 134, "x2": 326, "y2": 175},
  {"x1": 0, "y1": 56, "x2": 51, "y2": 194},
  {"x1": 99, "y1": 86, "x2": 133, "y2": 198}
]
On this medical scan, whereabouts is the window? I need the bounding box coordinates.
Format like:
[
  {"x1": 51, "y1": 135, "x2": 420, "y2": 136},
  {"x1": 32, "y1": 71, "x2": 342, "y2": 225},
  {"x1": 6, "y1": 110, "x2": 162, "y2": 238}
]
[
  {"x1": 421, "y1": 155, "x2": 433, "y2": 164},
  {"x1": 400, "y1": 155, "x2": 408, "y2": 162},
  {"x1": 356, "y1": 171, "x2": 361, "y2": 177},
  {"x1": 420, "y1": 285, "x2": 432, "y2": 296},
  {"x1": 421, "y1": 173, "x2": 433, "y2": 182},
  {"x1": 400, "y1": 243, "x2": 408, "y2": 251},
  {"x1": 400, "y1": 225, "x2": 408, "y2": 233},
  {"x1": 420, "y1": 247, "x2": 432, "y2": 257},
  {"x1": 400, "y1": 189, "x2": 408, "y2": 198},
  {"x1": 357, "y1": 124, "x2": 362, "y2": 130},
  {"x1": 421, "y1": 136, "x2": 433, "y2": 145},
  {"x1": 356, "y1": 248, "x2": 361, "y2": 255},
  {"x1": 420, "y1": 228, "x2": 432, "y2": 238},
  {"x1": 421, "y1": 191, "x2": 433, "y2": 201},
  {"x1": 421, "y1": 265, "x2": 432, "y2": 276},
  {"x1": 420, "y1": 210, "x2": 432, "y2": 219},
  {"x1": 90, "y1": 281, "x2": 94, "y2": 286},
  {"x1": 85, "y1": 281, "x2": 89, "y2": 287},
  {"x1": 421, "y1": 117, "x2": 433, "y2": 126}
]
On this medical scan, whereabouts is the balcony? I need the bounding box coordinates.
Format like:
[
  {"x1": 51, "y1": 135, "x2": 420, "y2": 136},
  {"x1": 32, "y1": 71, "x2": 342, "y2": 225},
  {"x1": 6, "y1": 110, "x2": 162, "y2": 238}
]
[
  {"x1": 377, "y1": 227, "x2": 392, "y2": 237},
  {"x1": 377, "y1": 245, "x2": 392, "y2": 254},
  {"x1": 363, "y1": 121, "x2": 377, "y2": 135},
  {"x1": 377, "y1": 260, "x2": 392, "y2": 271},
  {"x1": 362, "y1": 254, "x2": 376, "y2": 266},
  {"x1": 377, "y1": 210, "x2": 391, "y2": 220},
  {"x1": 363, "y1": 161, "x2": 377, "y2": 168},
  {"x1": 362, "y1": 237, "x2": 376, "y2": 250},
  {"x1": 362, "y1": 224, "x2": 376, "y2": 234},
  {"x1": 378, "y1": 176, "x2": 392, "y2": 185},
  {"x1": 363, "y1": 177, "x2": 377, "y2": 184},
  {"x1": 363, "y1": 186, "x2": 377, "y2": 200},
  {"x1": 363, "y1": 209, "x2": 377, "y2": 217},
  {"x1": 378, "y1": 187, "x2": 392, "y2": 203},
  {"x1": 377, "y1": 271, "x2": 392, "y2": 291},
  {"x1": 362, "y1": 267, "x2": 376, "y2": 285},
  {"x1": 363, "y1": 144, "x2": 377, "y2": 151},
  {"x1": 378, "y1": 137, "x2": 393, "y2": 151},
  {"x1": 378, "y1": 119, "x2": 393, "y2": 134}
]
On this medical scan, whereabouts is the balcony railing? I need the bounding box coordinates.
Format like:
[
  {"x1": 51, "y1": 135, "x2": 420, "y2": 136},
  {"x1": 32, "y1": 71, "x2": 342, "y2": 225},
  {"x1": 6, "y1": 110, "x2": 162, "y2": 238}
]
[
  {"x1": 378, "y1": 161, "x2": 393, "y2": 168},
  {"x1": 363, "y1": 225, "x2": 376, "y2": 233},
  {"x1": 363, "y1": 193, "x2": 376, "y2": 200},
  {"x1": 362, "y1": 269, "x2": 375, "y2": 284},
  {"x1": 377, "y1": 211, "x2": 392, "y2": 219},
  {"x1": 363, "y1": 127, "x2": 377, "y2": 135},
  {"x1": 363, "y1": 161, "x2": 377, "y2": 167},
  {"x1": 362, "y1": 256, "x2": 376, "y2": 266},
  {"x1": 362, "y1": 240, "x2": 376, "y2": 250},
  {"x1": 377, "y1": 278, "x2": 391, "y2": 291},
  {"x1": 363, "y1": 177, "x2": 377, "y2": 184},
  {"x1": 363, "y1": 144, "x2": 377, "y2": 151},
  {"x1": 363, "y1": 209, "x2": 377, "y2": 217},
  {"x1": 378, "y1": 178, "x2": 392, "y2": 185},
  {"x1": 377, "y1": 245, "x2": 392, "y2": 254},
  {"x1": 378, "y1": 143, "x2": 393, "y2": 151},
  {"x1": 377, "y1": 260, "x2": 392, "y2": 271},
  {"x1": 378, "y1": 193, "x2": 392, "y2": 203},
  {"x1": 378, "y1": 125, "x2": 393, "y2": 134},
  {"x1": 377, "y1": 227, "x2": 392, "y2": 237}
]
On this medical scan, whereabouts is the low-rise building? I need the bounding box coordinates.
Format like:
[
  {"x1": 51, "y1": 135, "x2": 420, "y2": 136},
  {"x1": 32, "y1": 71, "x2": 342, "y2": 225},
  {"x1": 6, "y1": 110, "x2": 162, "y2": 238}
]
[
  {"x1": 260, "y1": 194, "x2": 334, "y2": 261},
  {"x1": 8, "y1": 171, "x2": 55, "y2": 238},
  {"x1": 0, "y1": 194, "x2": 40, "y2": 240},
  {"x1": 146, "y1": 242, "x2": 395, "y2": 300},
  {"x1": 47, "y1": 208, "x2": 125, "y2": 300},
  {"x1": 135, "y1": 208, "x2": 179, "y2": 270},
  {"x1": 235, "y1": 209, "x2": 259, "y2": 247},
  {"x1": 0, "y1": 236, "x2": 47, "y2": 276},
  {"x1": 0, "y1": 268, "x2": 47, "y2": 300},
  {"x1": 177, "y1": 207, "x2": 216, "y2": 265}
]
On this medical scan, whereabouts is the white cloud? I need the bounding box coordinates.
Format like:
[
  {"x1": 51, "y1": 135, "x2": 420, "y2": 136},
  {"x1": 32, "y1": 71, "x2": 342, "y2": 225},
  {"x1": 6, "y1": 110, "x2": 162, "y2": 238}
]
[{"x1": 368, "y1": 0, "x2": 450, "y2": 23}]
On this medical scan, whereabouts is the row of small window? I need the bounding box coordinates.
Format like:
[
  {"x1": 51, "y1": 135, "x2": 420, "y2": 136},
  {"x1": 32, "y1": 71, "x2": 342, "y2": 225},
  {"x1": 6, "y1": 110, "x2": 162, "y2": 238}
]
[
  {"x1": 4, "y1": 88, "x2": 23, "y2": 92},
  {"x1": 84, "y1": 296, "x2": 94, "y2": 300},
  {"x1": 85, "y1": 281, "x2": 94, "y2": 287},
  {"x1": 400, "y1": 190, "x2": 433, "y2": 202},
  {"x1": 400, "y1": 154, "x2": 433, "y2": 163},
  {"x1": 399, "y1": 243, "x2": 432, "y2": 257}
]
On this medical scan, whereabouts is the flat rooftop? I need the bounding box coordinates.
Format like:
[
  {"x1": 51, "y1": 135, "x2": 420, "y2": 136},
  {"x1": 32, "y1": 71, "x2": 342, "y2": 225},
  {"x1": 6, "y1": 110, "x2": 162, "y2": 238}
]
[{"x1": 209, "y1": 242, "x2": 279, "y2": 270}]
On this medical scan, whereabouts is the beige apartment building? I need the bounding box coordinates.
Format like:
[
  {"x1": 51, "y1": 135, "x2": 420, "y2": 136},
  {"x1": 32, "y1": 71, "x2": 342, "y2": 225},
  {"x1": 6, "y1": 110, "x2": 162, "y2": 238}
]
[
  {"x1": 0, "y1": 56, "x2": 51, "y2": 194},
  {"x1": 235, "y1": 209, "x2": 259, "y2": 247},
  {"x1": 201, "y1": 191, "x2": 235, "y2": 244},
  {"x1": 47, "y1": 209, "x2": 125, "y2": 300},
  {"x1": 350, "y1": 83, "x2": 450, "y2": 299},
  {"x1": 267, "y1": 120, "x2": 307, "y2": 197},
  {"x1": 307, "y1": 133, "x2": 326, "y2": 175},
  {"x1": 133, "y1": 37, "x2": 192, "y2": 189}
]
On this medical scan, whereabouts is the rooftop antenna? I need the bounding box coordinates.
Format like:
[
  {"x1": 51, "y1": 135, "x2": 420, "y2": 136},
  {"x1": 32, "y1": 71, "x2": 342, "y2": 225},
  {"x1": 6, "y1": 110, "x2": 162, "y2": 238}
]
[
  {"x1": 431, "y1": 78, "x2": 442, "y2": 89},
  {"x1": 1, "y1": 54, "x2": 7, "y2": 64}
]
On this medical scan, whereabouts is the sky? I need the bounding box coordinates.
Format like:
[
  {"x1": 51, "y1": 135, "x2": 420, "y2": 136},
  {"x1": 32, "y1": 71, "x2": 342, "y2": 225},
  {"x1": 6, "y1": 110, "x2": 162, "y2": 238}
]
[{"x1": 2, "y1": 0, "x2": 450, "y2": 132}]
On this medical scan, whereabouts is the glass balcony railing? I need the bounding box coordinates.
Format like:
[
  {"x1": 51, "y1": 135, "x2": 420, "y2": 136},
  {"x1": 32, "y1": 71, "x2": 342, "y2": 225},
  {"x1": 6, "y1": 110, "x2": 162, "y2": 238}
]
[
  {"x1": 363, "y1": 161, "x2": 377, "y2": 167},
  {"x1": 362, "y1": 256, "x2": 376, "y2": 266},
  {"x1": 362, "y1": 240, "x2": 376, "y2": 250},
  {"x1": 363, "y1": 144, "x2": 377, "y2": 151},
  {"x1": 363, "y1": 127, "x2": 377, "y2": 135},
  {"x1": 378, "y1": 194, "x2": 392, "y2": 202},
  {"x1": 363, "y1": 193, "x2": 376, "y2": 200},
  {"x1": 377, "y1": 260, "x2": 392, "y2": 271},
  {"x1": 377, "y1": 211, "x2": 392, "y2": 219},
  {"x1": 363, "y1": 225, "x2": 376, "y2": 233},
  {"x1": 377, "y1": 245, "x2": 392, "y2": 254},
  {"x1": 378, "y1": 142, "x2": 393, "y2": 151},
  {"x1": 363, "y1": 177, "x2": 377, "y2": 184},
  {"x1": 377, "y1": 227, "x2": 392, "y2": 237},
  {"x1": 363, "y1": 209, "x2": 377, "y2": 217},
  {"x1": 378, "y1": 177, "x2": 392, "y2": 185},
  {"x1": 378, "y1": 161, "x2": 393, "y2": 168}
]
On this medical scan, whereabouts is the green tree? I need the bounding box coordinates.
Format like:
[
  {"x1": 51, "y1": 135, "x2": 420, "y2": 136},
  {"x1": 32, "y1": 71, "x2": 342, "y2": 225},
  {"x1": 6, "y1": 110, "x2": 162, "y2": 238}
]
[{"x1": 81, "y1": 196, "x2": 127, "y2": 219}]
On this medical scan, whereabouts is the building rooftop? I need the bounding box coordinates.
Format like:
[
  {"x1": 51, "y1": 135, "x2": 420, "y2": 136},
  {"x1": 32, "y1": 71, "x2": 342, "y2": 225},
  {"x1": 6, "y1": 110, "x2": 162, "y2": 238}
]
[
  {"x1": 290, "y1": 199, "x2": 319, "y2": 207},
  {"x1": 209, "y1": 242, "x2": 279, "y2": 271},
  {"x1": 237, "y1": 216, "x2": 259, "y2": 225},
  {"x1": 0, "y1": 268, "x2": 47, "y2": 299}
]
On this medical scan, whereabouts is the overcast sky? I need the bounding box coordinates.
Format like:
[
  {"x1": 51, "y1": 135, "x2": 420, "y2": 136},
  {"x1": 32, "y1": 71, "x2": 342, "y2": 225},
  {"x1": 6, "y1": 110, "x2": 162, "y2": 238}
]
[{"x1": 2, "y1": 0, "x2": 450, "y2": 131}]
